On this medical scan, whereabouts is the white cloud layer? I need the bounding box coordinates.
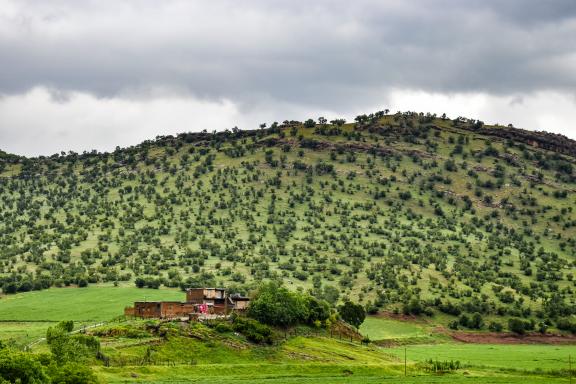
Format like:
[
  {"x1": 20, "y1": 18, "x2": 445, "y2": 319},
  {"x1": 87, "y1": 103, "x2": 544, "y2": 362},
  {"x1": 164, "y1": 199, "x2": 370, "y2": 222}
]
[{"x1": 1, "y1": 87, "x2": 574, "y2": 156}]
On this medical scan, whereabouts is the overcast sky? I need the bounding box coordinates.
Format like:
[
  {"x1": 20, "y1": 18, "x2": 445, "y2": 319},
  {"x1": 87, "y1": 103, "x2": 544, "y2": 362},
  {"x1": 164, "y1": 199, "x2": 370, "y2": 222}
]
[{"x1": 1, "y1": 0, "x2": 575, "y2": 156}]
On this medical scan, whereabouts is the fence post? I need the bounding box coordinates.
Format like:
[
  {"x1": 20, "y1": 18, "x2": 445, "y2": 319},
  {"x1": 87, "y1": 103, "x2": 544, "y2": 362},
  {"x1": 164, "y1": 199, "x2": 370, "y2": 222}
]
[
  {"x1": 569, "y1": 354, "x2": 572, "y2": 384},
  {"x1": 404, "y1": 347, "x2": 407, "y2": 376}
]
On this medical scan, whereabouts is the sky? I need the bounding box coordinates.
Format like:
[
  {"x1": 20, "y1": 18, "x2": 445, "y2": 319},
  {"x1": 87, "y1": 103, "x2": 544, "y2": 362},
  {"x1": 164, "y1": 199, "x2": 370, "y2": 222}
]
[{"x1": 0, "y1": 0, "x2": 575, "y2": 156}]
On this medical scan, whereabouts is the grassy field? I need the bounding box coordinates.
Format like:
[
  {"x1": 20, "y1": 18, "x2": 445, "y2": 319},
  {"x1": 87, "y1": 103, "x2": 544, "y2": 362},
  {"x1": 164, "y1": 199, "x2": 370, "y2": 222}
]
[
  {"x1": 1, "y1": 287, "x2": 574, "y2": 383},
  {"x1": 388, "y1": 343, "x2": 576, "y2": 371},
  {"x1": 0, "y1": 285, "x2": 182, "y2": 322},
  {"x1": 94, "y1": 364, "x2": 569, "y2": 383},
  {"x1": 0, "y1": 285, "x2": 182, "y2": 344},
  {"x1": 360, "y1": 316, "x2": 431, "y2": 341}
]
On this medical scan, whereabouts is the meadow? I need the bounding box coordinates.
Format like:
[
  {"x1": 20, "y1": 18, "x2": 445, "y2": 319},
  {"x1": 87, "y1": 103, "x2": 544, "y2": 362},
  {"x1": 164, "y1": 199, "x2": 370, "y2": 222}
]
[
  {"x1": 94, "y1": 364, "x2": 569, "y2": 384},
  {"x1": 360, "y1": 316, "x2": 432, "y2": 341},
  {"x1": 0, "y1": 284, "x2": 182, "y2": 345},
  {"x1": 388, "y1": 343, "x2": 575, "y2": 371},
  {"x1": 1, "y1": 287, "x2": 573, "y2": 383}
]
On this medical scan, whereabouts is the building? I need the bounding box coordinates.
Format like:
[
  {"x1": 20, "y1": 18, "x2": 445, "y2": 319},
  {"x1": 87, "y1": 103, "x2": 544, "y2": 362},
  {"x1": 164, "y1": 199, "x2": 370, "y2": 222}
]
[
  {"x1": 127, "y1": 301, "x2": 196, "y2": 319},
  {"x1": 124, "y1": 287, "x2": 250, "y2": 319}
]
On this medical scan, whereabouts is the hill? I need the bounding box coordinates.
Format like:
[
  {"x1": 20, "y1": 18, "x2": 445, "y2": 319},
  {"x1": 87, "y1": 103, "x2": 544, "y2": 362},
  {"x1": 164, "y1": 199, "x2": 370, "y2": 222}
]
[{"x1": 0, "y1": 111, "x2": 575, "y2": 332}]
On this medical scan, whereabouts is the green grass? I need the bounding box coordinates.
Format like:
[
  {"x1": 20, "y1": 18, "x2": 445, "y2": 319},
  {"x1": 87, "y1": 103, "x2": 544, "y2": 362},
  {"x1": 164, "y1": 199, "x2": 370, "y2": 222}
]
[
  {"x1": 388, "y1": 343, "x2": 576, "y2": 371},
  {"x1": 360, "y1": 316, "x2": 430, "y2": 341},
  {"x1": 0, "y1": 322, "x2": 56, "y2": 345},
  {"x1": 0, "y1": 285, "x2": 184, "y2": 345},
  {"x1": 91, "y1": 319, "x2": 575, "y2": 383},
  {"x1": 0, "y1": 285, "x2": 183, "y2": 322},
  {"x1": 94, "y1": 364, "x2": 569, "y2": 383}
]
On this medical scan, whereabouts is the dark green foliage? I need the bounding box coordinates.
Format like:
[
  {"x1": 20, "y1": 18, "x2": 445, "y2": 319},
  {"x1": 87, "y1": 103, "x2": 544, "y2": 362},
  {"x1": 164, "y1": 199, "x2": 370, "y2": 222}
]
[
  {"x1": 46, "y1": 321, "x2": 100, "y2": 365},
  {"x1": 59, "y1": 320, "x2": 74, "y2": 333},
  {"x1": 403, "y1": 297, "x2": 431, "y2": 316},
  {"x1": 508, "y1": 318, "x2": 534, "y2": 335},
  {"x1": 488, "y1": 321, "x2": 503, "y2": 332},
  {"x1": 0, "y1": 349, "x2": 49, "y2": 384},
  {"x1": 214, "y1": 322, "x2": 234, "y2": 334},
  {"x1": 556, "y1": 319, "x2": 576, "y2": 334},
  {"x1": 247, "y1": 282, "x2": 328, "y2": 327},
  {"x1": 422, "y1": 359, "x2": 461, "y2": 373},
  {"x1": 0, "y1": 348, "x2": 96, "y2": 384},
  {"x1": 232, "y1": 317, "x2": 272, "y2": 344},
  {"x1": 338, "y1": 301, "x2": 365, "y2": 328},
  {"x1": 46, "y1": 363, "x2": 98, "y2": 384}
]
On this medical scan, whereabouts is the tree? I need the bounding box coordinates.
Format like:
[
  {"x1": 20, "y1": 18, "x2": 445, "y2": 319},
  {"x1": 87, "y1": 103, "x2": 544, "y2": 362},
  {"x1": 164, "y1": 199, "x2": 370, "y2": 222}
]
[
  {"x1": 46, "y1": 322, "x2": 99, "y2": 365},
  {"x1": 508, "y1": 318, "x2": 534, "y2": 335},
  {"x1": 247, "y1": 282, "x2": 309, "y2": 327},
  {"x1": 135, "y1": 277, "x2": 145, "y2": 288},
  {"x1": 306, "y1": 296, "x2": 330, "y2": 324},
  {"x1": 338, "y1": 301, "x2": 365, "y2": 329},
  {"x1": 303, "y1": 119, "x2": 316, "y2": 128},
  {"x1": 318, "y1": 285, "x2": 339, "y2": 305},
  {"x1": 0, "y1": 348, "x2": 49, "y2": 384},
  {"x1": 403, "y1": 297, "x2": 424, "y2": 315}
]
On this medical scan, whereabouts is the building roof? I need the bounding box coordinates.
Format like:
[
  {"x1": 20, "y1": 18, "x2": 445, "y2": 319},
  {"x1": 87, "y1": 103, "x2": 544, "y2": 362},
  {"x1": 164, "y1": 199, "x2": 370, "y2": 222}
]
[{"x1": 186, "y1": 287, "x2": 226, "y2": 290}]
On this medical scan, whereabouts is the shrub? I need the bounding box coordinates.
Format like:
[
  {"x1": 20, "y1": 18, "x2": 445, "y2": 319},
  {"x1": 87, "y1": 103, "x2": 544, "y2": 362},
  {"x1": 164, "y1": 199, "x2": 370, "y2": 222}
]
[
  {"x1": 422, "y1": 359, "x2": 461, "y2": 373},
  {"x1": 556, "y1": 319, "x2": 576, "y2": 334},
  {"x1": 0, "y1": 349, "x2": 49, "y2": 384},
  {"x1": 232, "y1": 317, "x2": 272, "y2": 344},
  {"x1": 508, "y1": 318, "x2": 534, "y2": 335},
  {"x1": 47, "y1": 362, "x2": 98, "y2": 384},
  {"x1": 488, "y1": 321, "x2": 503, "y2": 332},
  {"x1": 214, "y1": 322, "x2": 233, "y2": 334}
]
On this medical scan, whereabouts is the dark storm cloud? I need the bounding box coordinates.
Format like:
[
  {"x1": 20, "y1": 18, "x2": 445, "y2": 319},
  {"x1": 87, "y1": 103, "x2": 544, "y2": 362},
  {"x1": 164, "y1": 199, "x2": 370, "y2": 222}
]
[{"x1": 1, "y1": 0, "x2": 575, "y2": 110}]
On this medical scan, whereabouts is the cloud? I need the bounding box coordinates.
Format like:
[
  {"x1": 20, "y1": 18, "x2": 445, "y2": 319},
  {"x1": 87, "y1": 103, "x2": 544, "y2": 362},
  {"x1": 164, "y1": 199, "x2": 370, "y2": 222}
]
[
  {"x1": 385, "y1": 89, "x2": 576, "y2": 138},
  {"x1": 0, "y1": 0, "x2": 575, "y2": 154},
  {"x1": 0, "y1": 87, "x2": 240, "y2": 156},
  {"x1": 2, "y1": 87, "x2": 575, "y2": 157}
]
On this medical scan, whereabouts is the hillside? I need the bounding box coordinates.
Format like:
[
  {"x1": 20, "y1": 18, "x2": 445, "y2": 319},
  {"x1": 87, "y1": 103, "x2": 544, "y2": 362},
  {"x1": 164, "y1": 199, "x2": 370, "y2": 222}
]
[{"x1": 0, "y1": 111, "x2": 575, "y2": 330}]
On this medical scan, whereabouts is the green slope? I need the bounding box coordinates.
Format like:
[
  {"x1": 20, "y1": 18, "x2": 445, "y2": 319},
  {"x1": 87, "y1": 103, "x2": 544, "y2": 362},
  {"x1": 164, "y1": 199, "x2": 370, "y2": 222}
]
[{"x1": 0, "y1": 111, "x2": 575, "y2": 332}]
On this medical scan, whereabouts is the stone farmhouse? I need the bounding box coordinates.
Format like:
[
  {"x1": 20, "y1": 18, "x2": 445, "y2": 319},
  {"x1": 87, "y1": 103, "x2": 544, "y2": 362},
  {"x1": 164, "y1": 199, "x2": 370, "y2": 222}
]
[{"x1": 124, "y1": 288, "x2": 250, "y2": 319}]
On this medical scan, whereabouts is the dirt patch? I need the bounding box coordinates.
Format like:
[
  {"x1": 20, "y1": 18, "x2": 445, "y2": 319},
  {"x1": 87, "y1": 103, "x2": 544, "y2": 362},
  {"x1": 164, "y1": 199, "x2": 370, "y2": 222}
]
[{"x1": 448, "y1": 331, "x2": 576, "y2": 345}]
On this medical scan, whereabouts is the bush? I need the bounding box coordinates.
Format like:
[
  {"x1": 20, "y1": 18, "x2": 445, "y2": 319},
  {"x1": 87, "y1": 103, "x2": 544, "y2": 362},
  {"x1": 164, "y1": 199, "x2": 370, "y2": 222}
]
[
  {"x1": 47, "y1": 362, "x2": 98, "y2": 384},
  {"x1": 403, "y1": 297, "x2": 424, "y2": 316},
  {"x1": 214, "y1": 322, "x2": 233, "y2": 334},
  {"x1": 488, "y1": 321, "x2": 503, "y2": 332},
  {"x1": 0, "y1": 349, "x2": 49, "y2": 384},
  {"x1": 232, "y1": 317, "x2": 272, "y2": 344},
  {"x1": 422, "y1": 359, "x2": 461, "y2": 373},
  {"x1": 59, "y1": 321, "x2": 74, "y2": 333},
  {"x1": 90, "y1": 325, "x2": 149, "y2": 338},
  {"x1": 306, "y1": 296, "x2": 330, "y2": 324},
  {"x1": 508, "y1": 318, "x2": 534, "y2": 335},
  {"x1": 556, "y1": 319, "x2": 576, "y2": 334}
]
